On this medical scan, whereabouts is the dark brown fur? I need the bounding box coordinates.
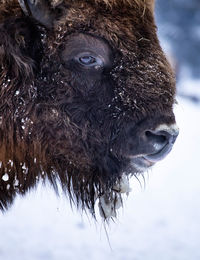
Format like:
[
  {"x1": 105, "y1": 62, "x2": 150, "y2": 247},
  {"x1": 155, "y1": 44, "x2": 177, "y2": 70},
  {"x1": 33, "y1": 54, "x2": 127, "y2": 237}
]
[{"x1": 0, "y1": 0, "x2": 176, "y2": 215}]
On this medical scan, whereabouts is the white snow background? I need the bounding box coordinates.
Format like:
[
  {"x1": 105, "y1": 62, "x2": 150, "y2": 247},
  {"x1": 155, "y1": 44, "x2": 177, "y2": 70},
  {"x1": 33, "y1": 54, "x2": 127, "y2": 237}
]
[{"x1": 0, "y1": 91, "x2": 200, "y2": 260}]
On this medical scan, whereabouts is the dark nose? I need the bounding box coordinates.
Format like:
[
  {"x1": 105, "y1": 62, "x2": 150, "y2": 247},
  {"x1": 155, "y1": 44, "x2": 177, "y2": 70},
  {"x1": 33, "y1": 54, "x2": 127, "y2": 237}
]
[{"x1": 143, "y1": 124, "x2": 179, "y2": 162}]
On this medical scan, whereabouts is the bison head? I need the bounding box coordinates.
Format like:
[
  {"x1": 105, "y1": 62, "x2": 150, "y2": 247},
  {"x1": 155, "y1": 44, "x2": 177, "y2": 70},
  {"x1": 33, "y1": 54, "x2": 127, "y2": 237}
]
[{"x1": 0, "y1": 0, "x2": 179, "y2": 218}]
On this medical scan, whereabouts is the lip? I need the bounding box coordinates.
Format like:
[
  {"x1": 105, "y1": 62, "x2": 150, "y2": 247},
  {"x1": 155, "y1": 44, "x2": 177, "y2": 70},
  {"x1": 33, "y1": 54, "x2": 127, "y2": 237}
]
[
  {"x1": 143, "y1": 142, "x2": 173, "y2": 162},
  {"x1": 127, "y1": 142, "x2": 174, "y2": 171}
]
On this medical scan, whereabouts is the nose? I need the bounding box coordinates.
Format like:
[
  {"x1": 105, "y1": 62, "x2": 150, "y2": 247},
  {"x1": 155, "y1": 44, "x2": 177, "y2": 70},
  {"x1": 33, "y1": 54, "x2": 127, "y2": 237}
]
[{"x1": 143, "y1": 124, "x2": 179, "y2": 162}]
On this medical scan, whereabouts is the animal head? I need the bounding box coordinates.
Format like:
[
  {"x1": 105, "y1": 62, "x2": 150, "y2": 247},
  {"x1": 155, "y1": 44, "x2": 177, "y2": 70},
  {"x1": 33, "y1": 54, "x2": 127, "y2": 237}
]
[{"x1": 0, "y1": 0, "x2": 179, "y2": 218}]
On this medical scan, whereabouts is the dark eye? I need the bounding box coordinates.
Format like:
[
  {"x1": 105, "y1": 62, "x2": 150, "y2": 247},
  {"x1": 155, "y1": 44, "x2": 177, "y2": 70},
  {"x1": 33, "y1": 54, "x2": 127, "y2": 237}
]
[{"x1": 79, "y1": 56, "x2": 96, "y2": 65}]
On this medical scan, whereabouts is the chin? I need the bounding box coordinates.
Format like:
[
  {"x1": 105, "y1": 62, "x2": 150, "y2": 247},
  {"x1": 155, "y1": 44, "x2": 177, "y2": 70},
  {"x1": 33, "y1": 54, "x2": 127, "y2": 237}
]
[{"x1": 129, "y1": 156, "x2": 155, "y2": 173}]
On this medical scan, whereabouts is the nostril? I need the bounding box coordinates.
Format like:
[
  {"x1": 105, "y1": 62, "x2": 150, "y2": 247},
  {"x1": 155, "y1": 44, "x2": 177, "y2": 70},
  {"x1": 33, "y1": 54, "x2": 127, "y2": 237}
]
[
  {"x1": 145, "y1": 127, "x2": 179, "y2": 146},
  {"x1": 145, "y1": 130, "x2": 167, "y2": 145},
  {"x1": 144, "y1": 130, "x2": 169, "y2": 154},
  {"x1": 142, "y1": 125, "x2": 179, "y2": 162}
]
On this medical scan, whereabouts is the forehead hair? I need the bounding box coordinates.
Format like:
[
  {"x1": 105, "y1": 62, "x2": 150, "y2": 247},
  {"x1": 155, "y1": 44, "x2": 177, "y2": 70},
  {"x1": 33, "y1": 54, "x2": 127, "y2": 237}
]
[
  {"x1": 95, "y1": 0, "x2": 154, "y2": 9},
  {"x1": 53, "y1": 0, "x2": 154, "y2": 11}
]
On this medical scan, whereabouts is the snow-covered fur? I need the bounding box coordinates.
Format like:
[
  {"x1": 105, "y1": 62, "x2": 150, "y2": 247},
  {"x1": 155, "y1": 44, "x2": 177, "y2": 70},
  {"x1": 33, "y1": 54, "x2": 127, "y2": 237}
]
[{"x1": 0, "y1": 0, "x2": 176, "y2": 218}]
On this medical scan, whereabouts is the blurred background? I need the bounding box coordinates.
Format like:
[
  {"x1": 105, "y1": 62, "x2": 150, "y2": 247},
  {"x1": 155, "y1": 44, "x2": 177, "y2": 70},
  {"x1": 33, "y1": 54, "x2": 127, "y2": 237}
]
[
  {"x1": 157, "y1": 0, "x2": 200, "y2": 79},
  {"x1": 156, "y1": 0, "x2": 200, "y2": 102},
  {"x1": 0, "y1": 1, "x2": 200, "y2": 259}
]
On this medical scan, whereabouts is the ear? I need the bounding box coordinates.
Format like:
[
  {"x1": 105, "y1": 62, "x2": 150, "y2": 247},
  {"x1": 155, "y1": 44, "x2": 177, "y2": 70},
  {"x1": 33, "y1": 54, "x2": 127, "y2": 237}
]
[{"x1": 18, "y1": 0, "x2": 55, "y2": 29}]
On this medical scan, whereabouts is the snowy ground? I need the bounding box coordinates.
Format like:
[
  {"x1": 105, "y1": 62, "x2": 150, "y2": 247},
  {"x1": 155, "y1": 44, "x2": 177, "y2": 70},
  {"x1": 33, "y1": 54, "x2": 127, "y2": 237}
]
[{"x1": 0, "y1": 95, "x2": 199, "y2": 260}]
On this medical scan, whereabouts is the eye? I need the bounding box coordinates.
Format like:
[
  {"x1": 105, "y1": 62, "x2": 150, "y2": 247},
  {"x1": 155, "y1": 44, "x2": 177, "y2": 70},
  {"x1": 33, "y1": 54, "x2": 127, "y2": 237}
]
[
  {"x1": 79, "y1": 56, "x2": 97, "y2": 65},
  {"x1": 75, "y1": 53, "x2": 104, "y2": 68}
]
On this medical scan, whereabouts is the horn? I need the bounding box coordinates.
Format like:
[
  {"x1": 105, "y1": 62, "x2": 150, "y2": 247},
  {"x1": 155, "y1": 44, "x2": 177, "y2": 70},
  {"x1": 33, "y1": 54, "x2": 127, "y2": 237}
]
[{"x1": 18, "y1": 0, "x2": 54, "y2": 28}]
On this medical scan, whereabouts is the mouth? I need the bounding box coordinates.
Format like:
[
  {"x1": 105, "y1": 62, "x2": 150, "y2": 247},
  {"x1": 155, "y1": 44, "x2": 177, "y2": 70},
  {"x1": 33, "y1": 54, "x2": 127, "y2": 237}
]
[
  {"x1": 127, "y1": 141, "x2": 174, "y2": 172},
  {"x1": 143, "y1": 143, "x2": 173, "y2": 162},
  {"x1": 128, "y1": 156, "x2": 155, "y2": 172}
]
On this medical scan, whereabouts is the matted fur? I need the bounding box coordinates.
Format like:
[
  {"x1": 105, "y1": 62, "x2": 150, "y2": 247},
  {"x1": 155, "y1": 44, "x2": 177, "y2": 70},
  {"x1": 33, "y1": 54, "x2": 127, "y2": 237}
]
[
  {"x1": 51, "y1": 0, "x2": 153, "y2": 9},
  {"x1": 0, "y1": 0, "x2": 176, "y2": 217}
]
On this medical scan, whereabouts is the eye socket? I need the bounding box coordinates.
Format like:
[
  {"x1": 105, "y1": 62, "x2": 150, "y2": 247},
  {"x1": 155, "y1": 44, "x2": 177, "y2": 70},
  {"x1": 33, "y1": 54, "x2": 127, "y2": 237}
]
[
  {"x1": 61, "y1": 33, "x2": 114, "y2": 71},
  {"x1": 79, "y1": 56, "x2": 97, "y2": 65}
]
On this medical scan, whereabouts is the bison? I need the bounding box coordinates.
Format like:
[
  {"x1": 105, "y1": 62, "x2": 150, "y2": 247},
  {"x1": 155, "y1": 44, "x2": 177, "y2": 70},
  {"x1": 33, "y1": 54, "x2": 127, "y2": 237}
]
[{"x1": 0, "y1": 0, "x2": 179, "y2": 218}]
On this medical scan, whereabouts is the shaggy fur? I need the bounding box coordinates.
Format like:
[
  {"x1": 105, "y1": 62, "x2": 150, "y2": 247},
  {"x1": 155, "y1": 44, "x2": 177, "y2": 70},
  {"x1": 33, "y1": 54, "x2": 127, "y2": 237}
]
[{"x1": 0, "y1": 0, "x2": 176, "y2": 215}]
